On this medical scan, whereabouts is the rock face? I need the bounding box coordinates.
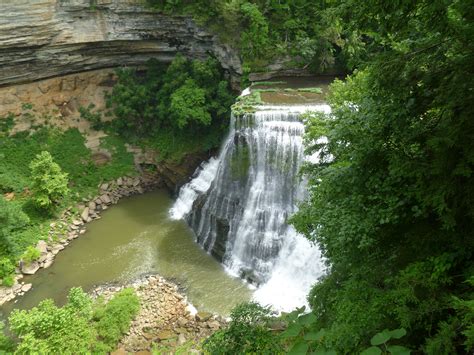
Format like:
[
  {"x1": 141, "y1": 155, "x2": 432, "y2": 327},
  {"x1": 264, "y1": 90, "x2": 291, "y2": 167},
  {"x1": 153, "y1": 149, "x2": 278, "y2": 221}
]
[{"x1": 0, "y1": 0, "x2": 241, "y2": 89}]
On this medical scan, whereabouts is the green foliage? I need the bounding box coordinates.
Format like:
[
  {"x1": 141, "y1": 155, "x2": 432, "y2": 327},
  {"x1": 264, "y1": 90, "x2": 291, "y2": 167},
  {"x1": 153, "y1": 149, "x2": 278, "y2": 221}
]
[
  {"x1": 30, "y1": 151, "x2": 69, "y2": 211},
  {"x1": 93, "y1": 288, "x2": 140, "y2": 351},
  {"x1": 0, "y1": 112, "x2": 15, "y2": 136},
  {"x1": 106, "y1": 56, "x2": 234, "y2": 161},
  {"x1": 0, "y1": 257, "x2": 15, "y2": 279},
  {"x1": 0, "y1": 196, "x2": 30, "y2": 258},
  {"x1": 0, "y1": 321, "x2": 15, "y2": 354},
  {"x1": 21, "y1": 246, "x2": 40, "y2": 264},
  {"x1": 8, "y1": 287, "x2": 139, "y2": 354},
  {"x1": 79, "y1": 103, "x2": 103, "y2": 130},
  {"x1": 145, "y1": 0, "x2": 351, "y2": 73},
  {"x1": 0, "y1": 126, "x2": 135, "y2": 264},
  {"x1": 203, "y1": 302, "x2": 282, "y2": 354},
  {"x1": 1, "y1": 274, "x2": 15, "y2": 287},
  {"x1": 291, "y1": 0, "x2": 474, "y2": 352},
  {"x1": 231, "y1": 91, "x2": 262, "y2": 116}
]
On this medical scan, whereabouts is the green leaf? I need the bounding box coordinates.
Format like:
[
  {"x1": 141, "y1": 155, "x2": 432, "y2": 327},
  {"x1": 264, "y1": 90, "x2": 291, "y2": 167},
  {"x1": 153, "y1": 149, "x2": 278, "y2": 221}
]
[
  {"x1": 298, "y1": 312, "x2": 317, "y2": 326},
  {"x1": 361, "y1": 346, "x2": 382, "y2": 355},
  {"x1": 371, "y1": 330, "x2": 391, "y2": 345},
  {"x1": 387, "y1": 345, "x2": 411, "y2": 355},
  {"x1": 281, "y1": 323, "x2": 303, "y2": 338},
  {"x1": 389, "y1": 328, "x2": 407, "y2": 339},
  {"x1": 288, "y1": 341, "x2": 309, "y2": 355},
  {"x1": 304, "y1": 329, "x2": 325, "y2": 341}
]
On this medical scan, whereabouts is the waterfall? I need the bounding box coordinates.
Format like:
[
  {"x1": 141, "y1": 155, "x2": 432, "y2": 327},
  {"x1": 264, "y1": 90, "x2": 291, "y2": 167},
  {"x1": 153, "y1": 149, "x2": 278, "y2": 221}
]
[{"x1": 170, "y1": 104, "x2": 330, "y2": 311}]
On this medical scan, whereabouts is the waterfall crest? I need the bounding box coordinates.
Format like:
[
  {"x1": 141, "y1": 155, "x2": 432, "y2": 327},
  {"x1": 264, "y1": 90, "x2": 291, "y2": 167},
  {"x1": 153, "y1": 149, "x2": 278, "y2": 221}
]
[{"x1": 170, "y1": 104, "x2": 330, "y2": 311}]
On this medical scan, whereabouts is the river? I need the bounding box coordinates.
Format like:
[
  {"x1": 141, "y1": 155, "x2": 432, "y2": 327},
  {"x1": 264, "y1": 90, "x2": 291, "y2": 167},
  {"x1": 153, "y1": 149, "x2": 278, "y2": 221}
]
[{"x1": 0, "y1": 190, "x2": 251, "y2": 323}]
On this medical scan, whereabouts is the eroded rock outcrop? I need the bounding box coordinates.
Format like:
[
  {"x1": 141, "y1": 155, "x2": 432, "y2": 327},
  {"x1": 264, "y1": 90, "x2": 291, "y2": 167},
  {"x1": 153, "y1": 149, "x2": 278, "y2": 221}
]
[{"x1": 0, "y1": 0, "x2": 241, "y2": 89}]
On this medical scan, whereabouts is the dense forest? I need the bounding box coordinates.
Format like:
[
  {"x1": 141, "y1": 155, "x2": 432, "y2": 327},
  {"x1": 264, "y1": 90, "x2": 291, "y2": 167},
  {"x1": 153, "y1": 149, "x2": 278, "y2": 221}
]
[{"x1": 1, "y1": 0, "x2": 473, "y2": 353}]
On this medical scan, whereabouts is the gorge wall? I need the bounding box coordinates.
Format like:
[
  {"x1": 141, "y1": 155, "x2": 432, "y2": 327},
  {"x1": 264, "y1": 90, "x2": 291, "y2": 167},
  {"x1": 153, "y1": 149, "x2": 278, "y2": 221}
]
[{"x1": 0, "y1": 0, "x2": 241, "y2": 117}]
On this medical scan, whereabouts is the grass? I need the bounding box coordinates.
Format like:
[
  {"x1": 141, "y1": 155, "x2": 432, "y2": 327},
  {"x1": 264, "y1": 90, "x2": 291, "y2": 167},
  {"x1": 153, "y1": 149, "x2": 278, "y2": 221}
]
[{"x1": 232, "y1": 91, "x2": 263, "y2": 116}]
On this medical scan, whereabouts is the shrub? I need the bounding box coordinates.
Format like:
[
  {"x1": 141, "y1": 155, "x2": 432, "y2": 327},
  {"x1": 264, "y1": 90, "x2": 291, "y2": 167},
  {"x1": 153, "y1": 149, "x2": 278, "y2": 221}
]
[
  {"x1": 0, "y1": 196, "x2": 30, "y2": 257},
  {"x1": 93, "y1": 288, "x2": 140, "y2": 351},
  {"x1": 21, "y1": 246, "x2": 40, "y2": 264},
  {"x1": 0, "y1": 257, "x2": 15, "y2": 279},
  {"x1": 8, "y1": 287, "x2": 140, "y2": 354},
  {"x1": 30, "y1": 151, "x2": 69, "y2": 210},
  {"x1": 1, "y1": 275, "x2": 15, "y2": 287},
  {"x1": 203, "y1": 302, "x2": 282, "y2": 354}
]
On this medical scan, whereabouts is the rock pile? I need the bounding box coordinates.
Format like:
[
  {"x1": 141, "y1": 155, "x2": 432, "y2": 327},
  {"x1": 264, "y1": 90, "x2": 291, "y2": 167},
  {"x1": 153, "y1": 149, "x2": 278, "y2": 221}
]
[{"x1": 93, "y1": 275, "x2": 226, "y2": 354}]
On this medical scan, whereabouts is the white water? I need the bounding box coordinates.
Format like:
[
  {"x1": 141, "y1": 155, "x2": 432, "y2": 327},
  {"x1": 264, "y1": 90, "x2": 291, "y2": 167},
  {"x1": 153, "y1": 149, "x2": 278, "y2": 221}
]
[
  {"x1": 169, "y1": 157, "x2": 220, "y2": 220},
  {"x1": 170, "y1": 104, "x2": 330, "y2": 312}
]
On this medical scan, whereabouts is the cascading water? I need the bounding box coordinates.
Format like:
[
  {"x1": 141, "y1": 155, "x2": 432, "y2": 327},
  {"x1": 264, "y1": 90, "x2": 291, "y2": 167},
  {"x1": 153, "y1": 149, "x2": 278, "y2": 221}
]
[{"x1": 170, "y1": 104, "x2": 330, "y2": 311}]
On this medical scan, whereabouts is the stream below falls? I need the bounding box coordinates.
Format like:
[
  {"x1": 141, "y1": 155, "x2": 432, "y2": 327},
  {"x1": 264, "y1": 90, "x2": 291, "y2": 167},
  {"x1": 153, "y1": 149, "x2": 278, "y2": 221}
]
[{"x1": 0, "y1": 190, "x2": 251, "y2": 322}]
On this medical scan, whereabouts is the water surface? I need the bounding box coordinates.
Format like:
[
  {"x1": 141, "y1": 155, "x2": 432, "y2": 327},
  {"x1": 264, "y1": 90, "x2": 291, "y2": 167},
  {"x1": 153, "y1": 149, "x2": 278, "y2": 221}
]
[{"x1": 1, "y1": 190, "x2": 251, "y2": 320}]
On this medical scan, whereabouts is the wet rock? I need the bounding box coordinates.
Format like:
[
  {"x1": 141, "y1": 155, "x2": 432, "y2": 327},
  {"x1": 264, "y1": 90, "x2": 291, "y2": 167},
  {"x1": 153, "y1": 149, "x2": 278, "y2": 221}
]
[
  {"x1": 51, "y1": 245, "x2": 65, "y2": 255},
  {"x1": 43, "y1": 257, "x2": 54, "y2": 269},
  {"x1": 21, "y1": 261, "x2": 40, "y2": 275},
  {"x1": 196, "y1": 312, "x2": 212, "y2": 322},
  {"x1": 21, "y1": 283, "x2": 32, "y2": 292}
]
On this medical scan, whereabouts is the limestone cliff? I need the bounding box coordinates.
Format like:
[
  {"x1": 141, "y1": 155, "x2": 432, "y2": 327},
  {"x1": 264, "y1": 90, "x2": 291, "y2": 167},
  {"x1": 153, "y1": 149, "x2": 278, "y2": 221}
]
[{"x1": 0, "y1": 0, "x2": 241, "y2": 88}]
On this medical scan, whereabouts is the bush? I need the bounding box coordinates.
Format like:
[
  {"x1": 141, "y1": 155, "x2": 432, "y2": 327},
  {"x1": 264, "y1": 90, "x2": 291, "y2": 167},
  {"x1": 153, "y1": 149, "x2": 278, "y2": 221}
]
[
  {"x1": 203, "y1": 302, "x2": 282, "y2": 354},
  {"x1": 93, "y1": 288, "x2": 140, "y2": 351},
  {"x1": 30, "y1": 151, "x2": 69, "y2": 210},
  {"x1": 1, "y1": 275, "x2": 15, "y2": 287},
  {"x1": 0, "y1": 196, "x2": 30, "y2": 257},
  {"x1": 21, "y1": 246, "x2": 40, "y2": 264},
  {"x1": 8, "y1": 287, "x2": 140, "y2": 354},
  {"x1": 0, "y1": 257, "x2": 15, "y2": 279}
]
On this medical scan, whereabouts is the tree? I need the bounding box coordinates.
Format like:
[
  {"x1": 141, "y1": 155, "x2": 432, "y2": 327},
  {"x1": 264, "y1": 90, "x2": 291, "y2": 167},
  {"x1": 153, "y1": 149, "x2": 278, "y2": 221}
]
[
  {"x1": 170, "y1": 79, "x2": 211, "y2": 128},
  {"x1": 291, "y1": 0, "x2": 474, "y2": 352},
  {"x1": 30, "y1": 151, "x2": 69, "y2": 210}
]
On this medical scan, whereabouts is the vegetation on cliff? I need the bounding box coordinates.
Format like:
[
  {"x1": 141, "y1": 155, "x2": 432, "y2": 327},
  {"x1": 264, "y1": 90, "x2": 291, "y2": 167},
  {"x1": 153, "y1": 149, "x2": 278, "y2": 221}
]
[
  {"x1": 146, "y1": 0, "x2": 354, "y2": 76},
  {"x1": 104, "y1": 55, "x2": 235, "y2": 161}
]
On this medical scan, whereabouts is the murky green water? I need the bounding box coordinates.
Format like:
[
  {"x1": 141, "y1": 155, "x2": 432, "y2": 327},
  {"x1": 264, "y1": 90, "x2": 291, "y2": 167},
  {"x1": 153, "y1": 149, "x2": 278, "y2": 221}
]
[{"x1": 1, "y1": 190, "x2": 251, "y2": 321}]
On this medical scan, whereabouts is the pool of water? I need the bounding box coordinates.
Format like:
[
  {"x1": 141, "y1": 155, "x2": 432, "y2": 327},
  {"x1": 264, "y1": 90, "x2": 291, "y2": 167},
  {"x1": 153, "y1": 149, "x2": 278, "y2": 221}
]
[{"x1": 0, "y1": 190, "x2": 251, "y2": 321}]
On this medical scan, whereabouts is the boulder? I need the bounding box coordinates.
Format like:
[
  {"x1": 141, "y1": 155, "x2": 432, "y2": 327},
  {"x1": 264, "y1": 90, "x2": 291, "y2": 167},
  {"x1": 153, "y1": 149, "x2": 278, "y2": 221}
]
[
  {"x1": 110, "y1": 349, "x2": 127, "y2": 355},
  {"x1": 36, "y1": 240, "x2": 48, "y2": 254},
  {"x1": 21, "y1": 261, "x2": 40, "y2": 275},
  {"x1": 88, "y1": 201, "x2": 96, "y2": 211},
  {"x1": 100, "y1": 194, "x2": 111, "y2": 204},
  {"x1": 81, "y1": 207, "x2": 90, "y2": 222},
  {"x1": 43, "y1": 258, "x2": 54, "y2": 268},
  {"x1": 156, "y1": 330, "x2": 176, "y2": 341},
  {"x1": 196, "y1": 311, "x2": 212, "y2": 322},
  {"x1": 21, "y1": 283, "x2": 32, "y2": 292}
]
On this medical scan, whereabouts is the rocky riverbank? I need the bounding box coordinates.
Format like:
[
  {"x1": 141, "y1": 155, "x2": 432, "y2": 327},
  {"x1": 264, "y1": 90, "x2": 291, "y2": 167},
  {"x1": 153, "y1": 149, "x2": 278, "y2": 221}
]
[
  {"x1": 92, "y1": 274, "x2": 226, "y2": 354},
  {"x1": 0, "y1": 173, "x2": 162, "y2": 306}
]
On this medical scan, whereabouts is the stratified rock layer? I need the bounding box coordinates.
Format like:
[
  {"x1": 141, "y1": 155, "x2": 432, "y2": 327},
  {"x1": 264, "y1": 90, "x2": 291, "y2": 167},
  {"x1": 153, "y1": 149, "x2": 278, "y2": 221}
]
[{"x1": 0, "y1": 0, "x2": 241, "y2": 88}]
